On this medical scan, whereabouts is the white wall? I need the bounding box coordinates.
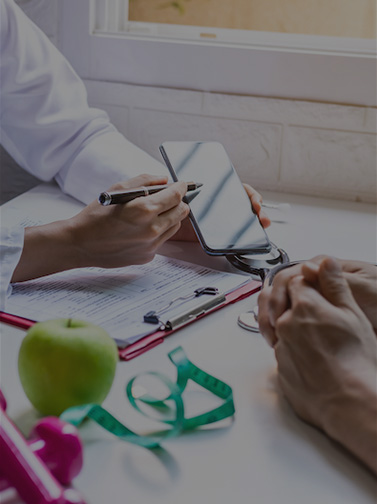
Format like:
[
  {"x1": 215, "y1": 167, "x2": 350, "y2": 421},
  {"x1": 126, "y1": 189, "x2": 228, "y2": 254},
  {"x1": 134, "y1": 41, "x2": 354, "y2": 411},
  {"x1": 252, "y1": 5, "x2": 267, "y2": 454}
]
[{"x1": 4, "y1": 0, "x2": 376, "y2": 205}]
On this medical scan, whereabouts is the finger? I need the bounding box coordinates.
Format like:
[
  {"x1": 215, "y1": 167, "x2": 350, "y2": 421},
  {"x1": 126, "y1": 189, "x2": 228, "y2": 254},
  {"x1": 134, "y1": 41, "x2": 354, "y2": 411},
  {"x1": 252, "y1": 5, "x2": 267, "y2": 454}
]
[
  {"x1": 243, "y1": 183, "x2": 263, "y2": 212},
  {"x1": 160, "y1": 200, "x2": 190, "y2": 228},
  {"x1": 243, "y1": 184, "x2": 271, "y2": 228},
  {"x1": 155, "y1": 221, "x2": 184, "y2": 250},
  {"x1": 259, "y1": 210, "x2": 271, "y2": 229},
  {"x1": 267, "y1": 263, "x2": 303, "y2": 328},
  {"x1": 285, "y1": 274, "x2": 338, "y2": 317},
  {"x1": 338, "y1": 259, "x2": 377, "y2": 277},
  {"x1": 108, "y1": 174, "x2": 169, "y2": 192},
  {"x1": 145, "y1": 181, "x2": 188, "y2": 214},
  {"x1": 300, "y1": 255, "x2": 329, "y2": 267},
  {"x1": 153, "y1": 202, "x2": 191, "y2": 248},
  {"x1": 170, "y1": 217, "x2": 198, "y2": 242},
  {"x1": 257, "y1": 287, "x2": 278, "y2": 347},
  {"x1": 317, "y1": 257, "x2": 358, "y2": 309},
  {"x1": 301, "y1": 256, "x2": 347, "y2": 287},
  {"x1": 301, "y1": 261, "x2": 320, "y2": 285},
  {"x1": 151, "y1": 201, "x2": 190, "y2": 243}
]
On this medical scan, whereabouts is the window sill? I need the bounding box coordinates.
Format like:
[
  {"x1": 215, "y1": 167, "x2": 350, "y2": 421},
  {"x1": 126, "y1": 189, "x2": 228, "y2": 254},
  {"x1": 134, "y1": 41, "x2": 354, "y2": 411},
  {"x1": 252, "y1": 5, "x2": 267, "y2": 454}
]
[{"x1": 58, "y1": 0, "x2": 377, "y2": 106}]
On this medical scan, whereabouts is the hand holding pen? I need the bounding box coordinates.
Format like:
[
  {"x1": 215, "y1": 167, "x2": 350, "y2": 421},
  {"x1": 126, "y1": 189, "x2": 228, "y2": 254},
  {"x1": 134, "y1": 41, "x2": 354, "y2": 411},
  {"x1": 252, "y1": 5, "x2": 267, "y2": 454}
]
[
  {"x1": 87, "y1": 175, "x2": 193, "y2": 265},
  {"x1": 12, "y1": 175, "x2": 193, "y2": 284},
  {"x1": 99, "y1": 181, "x2": 202, "y2": 206}
]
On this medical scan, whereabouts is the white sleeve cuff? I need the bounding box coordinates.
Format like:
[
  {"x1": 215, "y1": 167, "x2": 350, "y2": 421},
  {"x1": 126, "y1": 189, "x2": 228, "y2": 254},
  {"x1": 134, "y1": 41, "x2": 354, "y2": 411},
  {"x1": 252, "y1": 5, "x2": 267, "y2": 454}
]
[
  {"x1": 0, "y1": 223, "x2": 24, "y2": 311},
  {"x1": 55, "y1": 131, "x2": 168, "y2": 205}
]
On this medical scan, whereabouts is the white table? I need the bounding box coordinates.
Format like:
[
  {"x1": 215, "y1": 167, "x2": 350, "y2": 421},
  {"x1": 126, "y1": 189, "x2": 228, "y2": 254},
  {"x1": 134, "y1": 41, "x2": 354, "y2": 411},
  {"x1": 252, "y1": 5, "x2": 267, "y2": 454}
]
[{"x1": 1, "y1": 188, "x2": 376, "y2": 504}]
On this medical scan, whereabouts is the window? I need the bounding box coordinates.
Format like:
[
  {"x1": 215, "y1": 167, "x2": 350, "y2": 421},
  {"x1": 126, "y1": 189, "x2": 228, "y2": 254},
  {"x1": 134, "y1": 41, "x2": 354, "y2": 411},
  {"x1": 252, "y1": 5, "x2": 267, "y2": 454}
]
[
  {"x1": 58, "y1": 0, "x2": 376, "y2": 106},
  {"x1": 128, "y1": 0, "x2": 376, "y2": 39}
]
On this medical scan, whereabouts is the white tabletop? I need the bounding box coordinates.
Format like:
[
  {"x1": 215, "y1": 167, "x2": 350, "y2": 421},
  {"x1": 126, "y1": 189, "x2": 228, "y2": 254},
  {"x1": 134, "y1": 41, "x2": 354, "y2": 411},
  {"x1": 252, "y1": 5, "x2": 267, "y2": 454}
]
[{"x1": 1, "y1": 188, "x2": 376, "y2": 504}]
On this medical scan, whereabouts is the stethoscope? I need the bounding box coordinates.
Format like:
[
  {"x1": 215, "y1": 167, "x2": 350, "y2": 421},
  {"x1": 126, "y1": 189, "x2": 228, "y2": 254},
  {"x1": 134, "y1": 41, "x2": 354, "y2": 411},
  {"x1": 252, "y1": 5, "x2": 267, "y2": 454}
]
[
  {"x1": 226, "y1": 242, "x2": 290, "y2": 282},
  {"x1": 226, "y1": 243, "x2": 300, "y2": 332}
]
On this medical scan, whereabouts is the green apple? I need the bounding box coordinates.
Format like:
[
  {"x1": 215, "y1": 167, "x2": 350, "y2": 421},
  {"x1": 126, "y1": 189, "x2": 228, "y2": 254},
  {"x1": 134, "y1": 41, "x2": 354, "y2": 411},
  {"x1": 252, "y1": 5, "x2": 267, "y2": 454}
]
[{"x1": 18, "y1": 318, "x2": 118, "y2": 416}]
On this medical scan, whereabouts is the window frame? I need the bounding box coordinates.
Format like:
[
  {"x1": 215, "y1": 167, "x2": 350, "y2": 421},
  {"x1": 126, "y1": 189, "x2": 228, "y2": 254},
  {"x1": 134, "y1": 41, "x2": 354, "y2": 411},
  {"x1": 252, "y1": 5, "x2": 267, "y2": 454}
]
[{"x1": 58, "y1": 0, "x2": 377, "y2": 106}]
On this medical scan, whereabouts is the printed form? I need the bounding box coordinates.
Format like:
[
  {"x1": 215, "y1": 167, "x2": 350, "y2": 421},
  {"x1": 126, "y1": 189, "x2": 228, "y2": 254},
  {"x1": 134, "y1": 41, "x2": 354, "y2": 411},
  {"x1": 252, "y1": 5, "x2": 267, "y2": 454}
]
[{"x1": 6, "y1": 256, "x2": 250, "y2": 345}]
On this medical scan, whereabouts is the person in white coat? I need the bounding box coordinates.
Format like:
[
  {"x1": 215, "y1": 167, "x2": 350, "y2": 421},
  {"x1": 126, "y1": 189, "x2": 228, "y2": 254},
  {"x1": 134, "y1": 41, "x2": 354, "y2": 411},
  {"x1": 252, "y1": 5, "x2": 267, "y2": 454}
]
[{"x1": 0, "y1": 0, "x2": 269, "y2": 310}]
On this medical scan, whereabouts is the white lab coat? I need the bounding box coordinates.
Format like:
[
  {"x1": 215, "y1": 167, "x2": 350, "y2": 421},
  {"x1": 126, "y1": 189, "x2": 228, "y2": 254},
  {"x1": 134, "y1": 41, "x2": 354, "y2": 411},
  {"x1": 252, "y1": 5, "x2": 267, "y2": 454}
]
[{"x1": 0, "y1": 0, "x2": 165, "y2": 310}]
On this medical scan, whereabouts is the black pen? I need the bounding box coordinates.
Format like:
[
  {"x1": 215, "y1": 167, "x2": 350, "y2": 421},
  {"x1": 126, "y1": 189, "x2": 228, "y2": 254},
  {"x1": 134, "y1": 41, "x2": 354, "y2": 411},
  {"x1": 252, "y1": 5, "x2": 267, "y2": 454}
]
[{"x1": 99, "y1": 182, "x2": 203, "y2": 206}]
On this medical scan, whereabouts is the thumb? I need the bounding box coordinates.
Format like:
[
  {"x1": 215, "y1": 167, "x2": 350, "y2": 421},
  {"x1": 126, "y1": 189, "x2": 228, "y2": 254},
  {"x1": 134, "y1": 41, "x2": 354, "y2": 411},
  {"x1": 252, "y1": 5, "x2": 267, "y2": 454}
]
[{"x1": 318, "y1": 257, "x2": 355, "y2": 308}]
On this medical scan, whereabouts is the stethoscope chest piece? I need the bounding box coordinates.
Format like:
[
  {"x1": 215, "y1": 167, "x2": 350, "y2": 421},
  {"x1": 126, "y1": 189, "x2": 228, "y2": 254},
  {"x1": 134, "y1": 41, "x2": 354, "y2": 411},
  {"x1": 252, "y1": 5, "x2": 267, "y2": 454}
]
[
  {"x1": 226, "y1": 242, "x2": 290, "y2": 281},
  {"x1": 237, "y1": 307, "x2": 260, "y2": 332},
  {"x1": 229, "y1": 243, "x2": 293, "y2": 333}
]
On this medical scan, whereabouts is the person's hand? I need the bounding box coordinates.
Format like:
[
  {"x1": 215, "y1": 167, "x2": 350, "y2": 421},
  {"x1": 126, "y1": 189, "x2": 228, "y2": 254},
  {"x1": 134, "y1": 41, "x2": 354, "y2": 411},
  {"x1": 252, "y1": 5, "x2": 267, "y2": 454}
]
[
  {"x1": 68, "y1": 174, "x2": 190, "y2": 267},
  {"x1": 258, "y1": 261, "x2": 303, "y2": 347},
  {"x1": 337, "y1": 260, "x2": 377, "y2": 332},
  {"x1": 243, "y1": 183, "x2": 271, "y2": 229},
  {"x1": 300, "y1": 258, "x2": 377, "y2": 332},
  {"x1": 258, "y1": 256, "x2": 377, "y2": 346},
  {"x1": 170, "y1": 216, "x2": 198, "y2": 242},
  {"x1": 272, "y1": 258, "x2": 377, "y2": 473},
  {"x1": 12, "y1": 174, "x2": 190, "y2": 282},
  {"x1": 170, "y1": 183, "x2": 271, "y2": 242}
]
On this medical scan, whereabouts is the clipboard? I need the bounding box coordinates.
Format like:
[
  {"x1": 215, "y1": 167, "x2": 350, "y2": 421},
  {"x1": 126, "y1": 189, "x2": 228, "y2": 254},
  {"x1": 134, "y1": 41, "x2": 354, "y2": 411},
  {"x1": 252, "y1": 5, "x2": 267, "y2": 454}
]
[
  {"x1": 119, "y1": 279, "x2": 260, "y2": 360},
  {"x1": 0, "y1": 279, "x2": 261, "y2": 361}
]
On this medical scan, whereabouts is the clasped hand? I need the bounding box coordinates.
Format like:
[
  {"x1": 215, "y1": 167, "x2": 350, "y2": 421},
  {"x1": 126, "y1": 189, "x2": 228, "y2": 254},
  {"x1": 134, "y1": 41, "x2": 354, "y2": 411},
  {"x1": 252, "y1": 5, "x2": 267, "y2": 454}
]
[{"x1": 258, "y1": 256, "x2": 377, "y2": 473}]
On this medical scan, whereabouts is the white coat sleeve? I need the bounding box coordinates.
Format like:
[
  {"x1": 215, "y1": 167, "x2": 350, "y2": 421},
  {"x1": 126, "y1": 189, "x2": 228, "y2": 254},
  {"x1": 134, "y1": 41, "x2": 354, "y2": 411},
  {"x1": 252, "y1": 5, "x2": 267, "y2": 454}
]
[
  {"x1": 0, "y1": 0, "x2": 166, "y2": 207},
  {"x1": 0, "y1": 0, "x2": 167, "y2": 308},
  {"x1": 0, "y1": 222, "x2": 24, "y2": 311}
]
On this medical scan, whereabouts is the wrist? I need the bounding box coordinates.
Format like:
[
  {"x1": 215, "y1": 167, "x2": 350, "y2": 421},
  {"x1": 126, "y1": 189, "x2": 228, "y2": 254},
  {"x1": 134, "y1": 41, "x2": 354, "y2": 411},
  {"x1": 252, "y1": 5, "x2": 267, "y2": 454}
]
[
  {"x1": 12, "y1": 220, "x2": 83, "y2": 283},
  {"x1": 323, "y1": 374, "x2": 377, "y2": 474}
]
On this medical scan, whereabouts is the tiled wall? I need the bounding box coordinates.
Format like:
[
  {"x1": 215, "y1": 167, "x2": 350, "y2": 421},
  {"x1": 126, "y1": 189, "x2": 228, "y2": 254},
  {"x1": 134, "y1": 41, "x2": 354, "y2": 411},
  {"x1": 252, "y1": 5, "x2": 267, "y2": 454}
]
[{"x1": 85, "y1": 80, "x2": 377, "y2": 203}]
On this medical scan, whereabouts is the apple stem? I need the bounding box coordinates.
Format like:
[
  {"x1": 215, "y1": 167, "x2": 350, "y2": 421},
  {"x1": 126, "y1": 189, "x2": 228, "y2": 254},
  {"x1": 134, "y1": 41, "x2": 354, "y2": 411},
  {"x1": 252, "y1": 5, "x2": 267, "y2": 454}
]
[{"x1": 67, "y1": 318, "x2": 72, "y2": 328}]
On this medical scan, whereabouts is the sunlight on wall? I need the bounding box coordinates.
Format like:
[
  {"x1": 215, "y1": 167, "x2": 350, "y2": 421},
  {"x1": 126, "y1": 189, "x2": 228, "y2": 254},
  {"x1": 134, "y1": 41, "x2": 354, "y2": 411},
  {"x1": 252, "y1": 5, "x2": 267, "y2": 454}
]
[{"x1": 129, "y1": 0, "x2": 376, "y2": 38}]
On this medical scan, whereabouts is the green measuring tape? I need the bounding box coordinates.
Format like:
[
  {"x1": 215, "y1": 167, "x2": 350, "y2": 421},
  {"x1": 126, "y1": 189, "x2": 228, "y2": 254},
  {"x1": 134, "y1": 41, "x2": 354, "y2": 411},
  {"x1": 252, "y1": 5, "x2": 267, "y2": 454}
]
[{"x1": 60, "y1": 346, "x2": 235, "y2": 449}]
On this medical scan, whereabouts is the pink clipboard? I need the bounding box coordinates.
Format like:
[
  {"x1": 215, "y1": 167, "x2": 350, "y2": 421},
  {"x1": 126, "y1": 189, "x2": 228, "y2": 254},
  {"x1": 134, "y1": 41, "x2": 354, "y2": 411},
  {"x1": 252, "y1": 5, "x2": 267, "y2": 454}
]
[
  {"x1": 0, "y1": 279, "x2": 261, "y2": 361},
  {"x1": 118, "y1": 279, "x2": 261, "y2": 360}
]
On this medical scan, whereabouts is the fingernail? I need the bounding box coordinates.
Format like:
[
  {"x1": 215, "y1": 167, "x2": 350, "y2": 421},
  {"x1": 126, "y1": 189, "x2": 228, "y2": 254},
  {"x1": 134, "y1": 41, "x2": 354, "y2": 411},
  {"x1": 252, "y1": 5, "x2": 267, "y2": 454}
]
[
  {"x1": 323, "y1": 257, "x2": 341, "y2": 273},
  {"x1": 304, "y1": 261, "x2": 319, "y2": 273}
]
